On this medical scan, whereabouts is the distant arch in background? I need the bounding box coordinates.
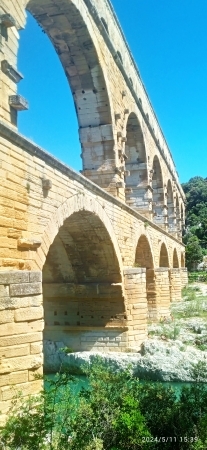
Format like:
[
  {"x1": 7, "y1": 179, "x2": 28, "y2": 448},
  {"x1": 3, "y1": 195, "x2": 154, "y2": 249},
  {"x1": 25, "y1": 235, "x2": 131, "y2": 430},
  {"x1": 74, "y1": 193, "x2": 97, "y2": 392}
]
[
  {"x1": 135, "y1": 234, "x2": 155, "y2": 320},
  {"x1": 175, "y1": 195, "x2": 180, "y2": 231},
  {"x1": 159, "y1": 243, "x2": 169, "y2": 267},
  {"x1": 180, "y1": 203, "x2": 184, "y2": 229},
  {"x1": 152, "y1": 156, "x2": 164, "y2": 225},
  {"x1": 173, "y1": 248, "x2": 179, "y2": 268},
  {"x1": 167, "y1": 180, "x2": 175, "y2": 232},
  {"x1": 135, "y1": 234, "x2": 154, "y2": 269},
  {"x1": 181, "y1": 252, "x2": 185, "y2": 268}
]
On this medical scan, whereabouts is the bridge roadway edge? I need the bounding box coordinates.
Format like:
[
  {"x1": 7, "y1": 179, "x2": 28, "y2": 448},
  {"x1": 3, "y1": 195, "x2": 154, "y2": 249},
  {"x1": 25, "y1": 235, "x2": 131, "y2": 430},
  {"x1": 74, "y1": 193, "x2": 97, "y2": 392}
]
[{"x1": 0, "y1": 120, "x2": 185, "y2": 247}]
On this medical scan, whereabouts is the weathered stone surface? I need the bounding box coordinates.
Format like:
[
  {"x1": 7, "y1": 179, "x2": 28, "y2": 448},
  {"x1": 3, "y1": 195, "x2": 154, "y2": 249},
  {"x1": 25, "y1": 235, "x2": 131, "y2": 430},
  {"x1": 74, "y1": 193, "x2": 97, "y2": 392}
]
[
  {"x1": 10, "y1": 282, "x2": 42, "y2": 297},
  {"x1": 0, "y1": 332, "x2": 42, "y2": 347},
  {"x1": 0, "y1": 355, "x2": 43, "y2": 374},
  {"x1": 44, "y1": 343, "x2": 207, "y2": 382},
  {"x1": 14, "y1": 306, "x2": 43, "y2": 322},
  {"x1": 0, "y1": 272, "x2": 29, "y2": 284}
]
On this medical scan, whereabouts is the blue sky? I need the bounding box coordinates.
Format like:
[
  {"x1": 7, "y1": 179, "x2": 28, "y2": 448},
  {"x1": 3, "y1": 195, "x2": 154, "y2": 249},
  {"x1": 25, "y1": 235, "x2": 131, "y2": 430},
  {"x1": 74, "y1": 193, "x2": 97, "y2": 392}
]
[{"x1": 17, "y1": 1, "x2": 207, "y2": 183}]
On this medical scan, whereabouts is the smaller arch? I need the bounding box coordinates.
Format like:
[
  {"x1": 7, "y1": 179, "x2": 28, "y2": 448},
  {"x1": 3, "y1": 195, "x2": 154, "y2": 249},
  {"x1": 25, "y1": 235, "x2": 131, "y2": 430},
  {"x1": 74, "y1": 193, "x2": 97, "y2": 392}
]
[
  {"x1": 101, "y1": 17, "x2": 109, "y2": 34},
  {"x1": 135, "y1": 235, "x2": 154, "y2": 269},
  {"x1": 159, "y1": 243, "x2": 169, "y2": 267},
  {"x1": 173, "y1": 248, "x2": 179, "y2": 268},
  {"x1": 152, "y1": 156, "x2": 165, "y2": 226},
  {"x1": 167, "y1": 180, "x2": 175, "y2": 232},
  {"x1": 135, "y1": 234, "x2": 155, "y2": 321},
  {"x1": 175, "y1": 194, "x2": 180, "y2": 231},
  {"x1": 180, "y1": 202, "x2": 185, "y2": 229},
  {"x1": 125, "y1": 113, "x2": 149, "y2": 214},
  {"x1": 181, "y1": 252, "x2": 185, "y2": 268}
]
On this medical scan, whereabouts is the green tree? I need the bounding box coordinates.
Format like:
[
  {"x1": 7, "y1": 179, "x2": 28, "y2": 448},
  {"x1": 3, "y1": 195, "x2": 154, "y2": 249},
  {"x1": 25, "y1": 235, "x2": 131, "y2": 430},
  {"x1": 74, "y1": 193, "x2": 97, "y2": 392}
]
[
  {"x1": 184, "y1": 235, "x2": 203, "y2": 270},
  {"x1": 182, "y1": 177, "x2": 207, "y2": 269}
]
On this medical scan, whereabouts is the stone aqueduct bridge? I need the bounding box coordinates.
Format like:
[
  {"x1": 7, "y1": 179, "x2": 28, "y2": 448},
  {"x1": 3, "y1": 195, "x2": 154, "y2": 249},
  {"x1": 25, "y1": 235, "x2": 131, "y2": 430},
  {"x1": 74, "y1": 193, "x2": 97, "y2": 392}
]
[{"x1": 0, "y1": 0, "x2": 187, "y2": 420}]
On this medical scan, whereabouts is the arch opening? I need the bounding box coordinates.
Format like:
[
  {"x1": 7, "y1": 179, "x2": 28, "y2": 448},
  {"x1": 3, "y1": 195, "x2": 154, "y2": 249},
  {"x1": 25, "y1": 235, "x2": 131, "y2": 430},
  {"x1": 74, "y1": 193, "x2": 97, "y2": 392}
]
[
  {"x1": 43, "y1": 211, "x2": 125, "y2": 367},
  {"x1": 135, "y1": 235, "x2": 156, "y2": 320},
  {"x1": 159, "y1": 243, "x2": 169, "y2": 267},
  {"x1": 125, "y1": 113, "x2": 149, "y2": 215},
  {"x1": 167, "y1": 180, "x2": 175, "y2": 233},
  {"x1": 173, "y1": 248, "x2": 179, "y2": 268},
  {"x1": 175, "y1": 195, "x2": 181, "y2": 233},
  {"x1": 17, "y1": 0, "x2": 116, "y2": 190},
  {"x1": 152, "y1": 156, "x2": 165, "y2": 226},
  {"x1": 180, "y1": 203, "x2": 185, "y2": 231},
  {"x1": 181, "y1": 252, "x2": 185, "y2": 268}
]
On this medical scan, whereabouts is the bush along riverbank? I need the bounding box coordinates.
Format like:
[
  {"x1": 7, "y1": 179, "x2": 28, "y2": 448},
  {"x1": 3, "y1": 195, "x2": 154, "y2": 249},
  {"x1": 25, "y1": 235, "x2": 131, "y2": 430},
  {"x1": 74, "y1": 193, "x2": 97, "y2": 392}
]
[{"x1": 1, "y1": 359, "x2": 207, "y2": 450}]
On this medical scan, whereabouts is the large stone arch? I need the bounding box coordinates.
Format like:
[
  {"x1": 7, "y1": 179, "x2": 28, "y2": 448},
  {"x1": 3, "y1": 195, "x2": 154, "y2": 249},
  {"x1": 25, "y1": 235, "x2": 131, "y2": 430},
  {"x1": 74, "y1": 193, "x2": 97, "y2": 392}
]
[
  {"x1": 151, "y1": 155, "x2": 165, "y2": 226},
  {"x1": 124, "y1": 113, "x2": 149, "y2": 215},
  {"x1": 16, "y1": 0, "x2": 118, "y2": 192},
  {"x1": 35, "y1": 192, "x2": 123, "y2": 273},
  {"x1": 39, "y1": 193, "x2": 126, "y2": 365}
]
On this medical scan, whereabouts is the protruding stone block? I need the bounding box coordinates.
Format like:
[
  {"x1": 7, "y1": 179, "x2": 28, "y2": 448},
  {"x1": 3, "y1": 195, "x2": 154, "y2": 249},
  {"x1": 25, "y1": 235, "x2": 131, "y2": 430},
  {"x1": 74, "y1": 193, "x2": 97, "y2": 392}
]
[{"x1": 10, "y1": 282, "x2": 42, "y2": 297}]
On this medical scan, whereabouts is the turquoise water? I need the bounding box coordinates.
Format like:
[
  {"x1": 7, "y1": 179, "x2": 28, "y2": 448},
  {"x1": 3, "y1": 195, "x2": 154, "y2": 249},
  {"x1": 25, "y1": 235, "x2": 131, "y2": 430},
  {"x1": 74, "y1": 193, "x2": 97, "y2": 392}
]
[{"x1": 44, "y1": 374, "x2": 194, "y2": 397}]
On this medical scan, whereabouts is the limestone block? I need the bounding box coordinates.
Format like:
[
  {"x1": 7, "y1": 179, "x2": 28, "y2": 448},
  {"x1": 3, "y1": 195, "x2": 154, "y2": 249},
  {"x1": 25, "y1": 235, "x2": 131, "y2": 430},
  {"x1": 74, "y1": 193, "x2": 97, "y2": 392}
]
[
  {"x1": 17, "y1": 238, "x2": 42, "y2": 249},
  {"x1": 0, "y1": 344, "x2": 29, "y2": 359},
  {"x1": 1, "y1": 380, "x2": 43, "y2": 401},
  {"x1": 0, "y1": 294, "x2": 42, "y2": 310},
  {"x1": 29, "y1": 272, "x2": 42, "y2": 283},
  {"x1": 30, "y1": 342, "x2": 42, "y2": 355},
  {"x1": 0, "y1": 285, "x2": 9, "y2": 297},
  {"x1": 0, "y1": 331, "x2": 42, "y2": 347},
  {"x1": 14, "y1": 306, "x2": 43, "y2": 322},
  {"x1": 0, "y1": 271, "x2": 29, "y2": 284},
  {"x1": 0, "y1": 370, "x2": 28, "y2": 388},
  {"x1": 0, "y1": 319, "x2": 44, "y2": 337},
  {"x1": 0, "y1": 309, "x2": 14, "y2": 324},
  {"x1": 0, "y1": 354, "x2": 43, "y2": 374},
  {"x1": 28, "y1": 367, "x2": 43, "y2": 381},
  {"x1": 10, "y1": 282, "x2": 42, "y2": 297}
]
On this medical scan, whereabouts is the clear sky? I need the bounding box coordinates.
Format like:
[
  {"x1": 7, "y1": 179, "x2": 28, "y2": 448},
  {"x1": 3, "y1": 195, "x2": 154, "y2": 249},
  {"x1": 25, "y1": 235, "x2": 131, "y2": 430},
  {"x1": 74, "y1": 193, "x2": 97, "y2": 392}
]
[{"x1": 17, "y1": 1, "x2": 207, "y2": 183}]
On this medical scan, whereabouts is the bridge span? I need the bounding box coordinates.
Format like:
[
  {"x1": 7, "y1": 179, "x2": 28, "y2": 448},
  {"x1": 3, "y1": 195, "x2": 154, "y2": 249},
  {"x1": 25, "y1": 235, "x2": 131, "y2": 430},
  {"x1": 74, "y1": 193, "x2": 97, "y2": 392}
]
[{"x1": 0, "y1": 0, "x2": 186, "y2": 422}]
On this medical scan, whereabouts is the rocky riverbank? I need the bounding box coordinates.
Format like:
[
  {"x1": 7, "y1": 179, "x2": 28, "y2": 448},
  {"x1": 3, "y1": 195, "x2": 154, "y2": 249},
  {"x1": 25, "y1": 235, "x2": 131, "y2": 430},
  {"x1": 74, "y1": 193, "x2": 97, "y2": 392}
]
[{"x1": 44, "y1": 338, "x2": 207, "y2": 382}]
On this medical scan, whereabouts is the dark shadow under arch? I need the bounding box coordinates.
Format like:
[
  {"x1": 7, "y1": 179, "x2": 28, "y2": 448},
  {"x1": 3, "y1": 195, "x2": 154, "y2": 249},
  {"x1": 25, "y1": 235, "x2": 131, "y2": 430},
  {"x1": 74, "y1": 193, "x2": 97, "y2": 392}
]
[
  {"x1": 173, "y1": 248, "x2": 179, "y2": 268},
  {"x1": 181, "y1": 252, "x2": 185, "y2": 268},
  {"x1": 159, "y1": 243, "x2": 169, "y2": 267},
  {"x1": 135, "y1": 235, "x2": 153, "y2": 269},
  {"x1": 167, "y1": 180, "x2": 175, "y2": 232},
  {"x1": 152, "y1": 156, "x2": 165, "y2": 226},
  {"x1": 135, "y1": 235, "x2": 156, "y2": 320}
]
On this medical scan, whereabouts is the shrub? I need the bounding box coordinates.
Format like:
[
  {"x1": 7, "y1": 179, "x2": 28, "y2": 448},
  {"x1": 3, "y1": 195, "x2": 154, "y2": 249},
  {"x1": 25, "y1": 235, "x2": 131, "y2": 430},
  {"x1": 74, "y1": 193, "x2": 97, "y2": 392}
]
[{"x1": 1, "y1": 360, "x2": 207, "y2": 450}]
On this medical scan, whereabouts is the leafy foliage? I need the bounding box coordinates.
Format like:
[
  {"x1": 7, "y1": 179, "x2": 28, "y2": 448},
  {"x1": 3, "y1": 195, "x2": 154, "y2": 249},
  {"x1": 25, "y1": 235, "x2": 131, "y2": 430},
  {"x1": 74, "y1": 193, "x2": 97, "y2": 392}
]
[
  {"x1": 1, "y1": 360, "x2": 207, "y2": 449},
  {"x1": 182, "y1": 177, "x2": 207, "y2": 269}
]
